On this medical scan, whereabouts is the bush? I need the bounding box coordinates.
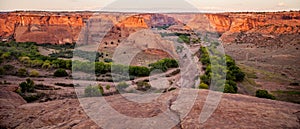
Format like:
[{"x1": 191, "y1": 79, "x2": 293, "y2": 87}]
[
  {"x1": 17, "y1": 68, "x2": 28, "y2": 77},
  {"x1": 84, "y1": 85, "x2": 102, "y2": 97},
  {"x1": 129, "y1": 66, "x2": 150, "y2": 77},
  {"x1": 54, "y1": 68, "x2": 68, "y2": 77},
  {"x1": 19, "y1": 78, "x2": 35, "y2": 93},
  {"x1": 30, "y1": 59, "x2": 44, "y2": 67},
  {"x1": 225, "y1": 80, "x2": 237, "y2": 93},
  {"x1": 255, "y1": 89, "x2": 276, "y2": 100},
  {"x1": 149, "y1": 58, "x2": 179, "y2": 72},
  {"x1": 29, "y1": 70, "x2": 39, "y2": 77},
  {"x1": 199, "y1": 83, "x2": 209, "y2": 89},
  {"x1": 98, "y1": 85, "x2": 104, "y2": 95},
  {"x1": 42, "y1": 60, "x2": 51, "y2": 69},
  {"x1": 116, "y1": 82, "x2": 129, "y2": 92},
  {"x1": 105, "y1": 85, "x2": 111, "y2": 90},
  {"x1": 178, "y1": 35, "x2": 190, "y2": 44},
  {"x1": 19, "y1": 56, "x2": 30, "y2": 63},
  {"x1": 136, "y1": 81, "x2": 151, "y2": 91}
]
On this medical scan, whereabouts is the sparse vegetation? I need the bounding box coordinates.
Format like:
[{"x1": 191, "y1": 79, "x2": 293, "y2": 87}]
[
  {"x1": 74, "y1": 58, "x2": 177, "y2": 78},
  {"x1": 16, "y1": 78, "x2": 44, "y2": 102},
  {"x1": 73, "y1": 49, "x2": 103, "y2": 62},
  {"x1": 178, "y1": 35, "x2": 190, "y2": 44},
  {"x1": 136, "y1": 81, "x2": 151, "y2": 91},
  {"x1": 149, "y1": 58, "x2": 179, "y2": 72},
  {"x1": 17, "y1": 68, "x2": 28, "y2": 77},
  {"x1": 273, "y1": 90, "x2": 300, "y2": 95},
  {"x1": 84, "y1": 85, "x2": 103, "y2": 97},
  {"x1": 0, "y1": 41, "x2": 72, "y2": 70},
  {"x1": 98, "y1": 85, "x2": 104, "y2": 95},
  {"x1": 116, "y1": 82, "x2": 129, "y2": 92}
]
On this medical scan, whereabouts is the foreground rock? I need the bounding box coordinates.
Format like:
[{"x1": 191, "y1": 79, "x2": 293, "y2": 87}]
[{"x1": 0, "y1": 88, "x2": 299, "y2": 128}]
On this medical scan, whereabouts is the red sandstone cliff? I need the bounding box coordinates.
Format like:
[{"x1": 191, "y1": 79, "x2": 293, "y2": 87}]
[
  {"x1": 0, "y1": 11, "x2": 299, "y2": 44},
  {"x1": 0, "y1": 12, "x2": 92, "y2": 44}
]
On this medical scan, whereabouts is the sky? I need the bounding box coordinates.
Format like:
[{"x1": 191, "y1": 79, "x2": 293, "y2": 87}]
[{"x1": 0, "y1": 0, "x2": 299, "y2": 12}]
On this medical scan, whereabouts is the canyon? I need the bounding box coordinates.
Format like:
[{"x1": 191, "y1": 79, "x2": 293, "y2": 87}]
[
  {"x1": 0, "y1": 11, "x2": 299, "y2": 44},
  {"x1": 0, "y1": 11, "x2": 300, "y2": 128}
]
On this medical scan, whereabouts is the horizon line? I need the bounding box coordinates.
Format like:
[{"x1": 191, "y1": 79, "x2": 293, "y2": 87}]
[{"x1": 0, "y1": 9, "x2": 300, "y2": 14}]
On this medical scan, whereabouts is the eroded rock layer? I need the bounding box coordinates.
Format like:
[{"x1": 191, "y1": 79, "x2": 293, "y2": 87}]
[{"x1": 0, "y1": 11, "x2": 299, "y2": 44}]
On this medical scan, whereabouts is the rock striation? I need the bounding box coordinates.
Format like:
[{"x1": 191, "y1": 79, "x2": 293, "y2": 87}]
[{"x1": 0, "y1": 11, "x2": 299, "y2": 44}]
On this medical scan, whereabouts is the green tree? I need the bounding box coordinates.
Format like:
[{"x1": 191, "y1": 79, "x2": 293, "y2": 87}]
[
  {"x1": 200, "y1": 75, "x2": 210, "y2": 85},
  {"x1": 224, "y1": 84, "x2": 235, "y2": 93}
]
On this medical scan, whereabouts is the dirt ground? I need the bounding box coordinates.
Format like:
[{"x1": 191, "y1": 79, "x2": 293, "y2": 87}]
[{"x1": 224, "y1": 43, "x2": 300, "y2": 103}]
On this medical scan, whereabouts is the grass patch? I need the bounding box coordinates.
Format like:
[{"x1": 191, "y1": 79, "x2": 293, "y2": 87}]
[
  {"x1": 272, "y1": 90, "x2": 300, "y2": 104},
  {"x1": 237, "y1": 63, "x2": 258, "y2": 79},
  {"x1": 237, "y1": 63, "x2": 292, "y2": 83},
  {"x1": 273, "y1": 90, "x2": 300, "y2": 95}
]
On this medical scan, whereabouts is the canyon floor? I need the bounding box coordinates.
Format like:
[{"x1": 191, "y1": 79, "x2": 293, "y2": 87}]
[{"x1": 225, "y1": 43, "x2": 300, "y2": 104}]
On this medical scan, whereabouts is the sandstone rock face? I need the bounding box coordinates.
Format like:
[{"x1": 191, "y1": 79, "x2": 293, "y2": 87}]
[
  {"x1": 0, "y1": 87, "x2": 299, "y2": 128},
  {"x1": 187, "y1": 12, "x2": 300, "y2": 43},
  {"x1": 1, "y1": 11, "x2": 299, "y2": 44},
  {"x1": 0, "y1": 12, "x2": 92, "y2": 44}
]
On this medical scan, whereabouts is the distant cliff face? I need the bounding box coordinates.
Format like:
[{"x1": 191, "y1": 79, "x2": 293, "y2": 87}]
[
  {"x1": 0, "y1": 11, "x2": 299, "y2": 44},
  {"x1": 187, "y1": 12, "x2": 300, "y2": 43},
  {"x1": 0, "y1": 12, "x2": 92, "y2": 44}
]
